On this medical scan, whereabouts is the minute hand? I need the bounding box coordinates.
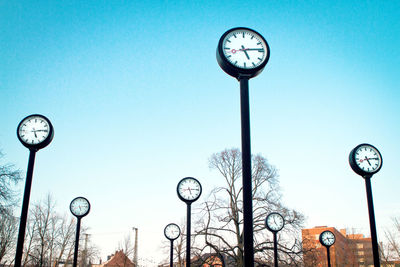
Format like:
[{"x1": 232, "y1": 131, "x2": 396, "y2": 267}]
[{"x1": 242, "y1": 48, "x2": 264, "y2": 51}]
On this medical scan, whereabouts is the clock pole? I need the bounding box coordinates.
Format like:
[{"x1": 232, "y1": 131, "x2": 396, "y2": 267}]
[
  {"x1": 240, "y1": 76, "x2": 254, "y2": 267},
  {"x1": 273, "y1": 232, "x2": 278, "y2": 267},
  {"x1": 326, "y1": 247, "x2": 331, "y2": 267},
  {"x1": 364, "y1": 175, "x2": 380, "y2": 267},
  {"x1": 73, "y1": 218, "x2": 82, "y2": 267},
  {"x1": 186, "y1": 203, "x2": 192, "y2": 267},
  {"x1": 170, "y1": 240, "x2": 174, "y2": 267},
  {"x1": 14, "y1": 149, "x2": 37, "y2": 267}
]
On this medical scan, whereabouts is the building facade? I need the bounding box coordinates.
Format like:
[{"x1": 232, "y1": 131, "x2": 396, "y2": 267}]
[{"x1": 302, "y1": 226, "x2": 374, "y2": 267}]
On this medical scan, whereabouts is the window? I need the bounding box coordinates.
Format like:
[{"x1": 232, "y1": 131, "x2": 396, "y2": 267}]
[{"x1": 357, "y1": 243, "x2": 364, "y2": 249}]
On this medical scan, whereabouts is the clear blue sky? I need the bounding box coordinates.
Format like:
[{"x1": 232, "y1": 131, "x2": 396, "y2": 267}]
[{"x1": 1, "y1": 0, "x2": 400, "y2": 265}]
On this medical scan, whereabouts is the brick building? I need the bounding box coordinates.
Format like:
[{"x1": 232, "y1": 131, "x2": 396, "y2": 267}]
[{"x1": 302, "y1": 226, "x2": 374, "y2": 267}]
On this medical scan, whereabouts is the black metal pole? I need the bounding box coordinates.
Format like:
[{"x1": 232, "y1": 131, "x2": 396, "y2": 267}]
[
  {"x1": 186, "y1": 203, "x2": 192, "y2": 267},
  {"x1": 170, "y1": 240, "x2": 174, "y2": 267},
  {"x1": 73, "y1": 218, "x2": 82, "y2": 267},
  {"x1": 273, "y1": 232, "x2": 278, "y2": 267},
  {"x1": 326, "y1": 247, "x2": 331, "y2": 267},
  {"x1": 364, "y1": 176, "x2": 381, "y2": 267},
  {"x1": 14, "y1": 150, "x2": 37, "y2": 267},
  {"x1": 239, "y1": 77, "x2": 254, "y2": 267}
]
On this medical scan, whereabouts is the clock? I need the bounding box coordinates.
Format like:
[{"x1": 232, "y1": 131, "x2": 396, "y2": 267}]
[
  {"x1": 349, "y1": 143, "x2": 382, "y2": 177},
  {"x1": 177, "y1": 177, "x2": 202, "y2": 203},
  {"x1": 17, "y1": 114, "x2": 54, "y2": 150},
  {"x1": 217, "y1": 27, "x2": 270, "y2": 79},
  {"x1": 265, "y1": 212, "x2": 284, "y2": 232},
  {"x1": 164, "y1": 223, "x2": 181, "y2": 240},
  {"x1": 70, "y1": 197, "x2": 90, "y2": 218},
  {"x1": 319, "y1": 230, "x2": 335, "y2": 247}
]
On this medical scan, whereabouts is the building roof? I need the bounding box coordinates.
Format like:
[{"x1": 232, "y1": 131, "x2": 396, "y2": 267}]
[{"x1": 102, "y1": 250, "x2": 135, "y2": 267}]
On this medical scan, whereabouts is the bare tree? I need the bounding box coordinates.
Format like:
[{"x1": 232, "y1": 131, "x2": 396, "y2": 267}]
[
  {"x1": 0, "y1": 151, "x2": 22, "y2": 265},
  {"x1": 0, "y1": 212, "x2": 18, "y2": 265},
  {"x1": 117, "y1": 234, "x2": 134, "y2": 267},
  {"x1": 20, "y1": 194, "x2": 98, "y2": 267},
  {"x1": 0, "y1": 151, "x2": 22, "y2": 216},
  {"x1": 382, "y1": 217, "x2": 400, "y2": 261},
  {"x1": 194, "y1": 148, "x2": 305, "y2": 266}
]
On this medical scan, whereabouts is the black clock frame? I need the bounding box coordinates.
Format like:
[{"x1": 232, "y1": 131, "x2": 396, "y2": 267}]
[
  {"x1": 70, "y1": 197, "x2": 91, "y2": 218},
  {"x1": 164, "y1": 223, "x2": 181, "y2": 241},
  {"x1": 319, "y1": 230, "x2": 335, "y2": 247},
  {"x1": 17, "y1": 114, "x2": 54, "y2": 151},
  {"x1": 349, "y1": 143, "x2": 382, "y2": 178},
  {"x1": 216, "y1": 27, "x2": 270, "y2": 80},
  {"x1": 265, "y1": 212, "x2": 285, "y2": 232},
  {"x1": 176, "y1": 177, "x2": 202, "y2": 203}
]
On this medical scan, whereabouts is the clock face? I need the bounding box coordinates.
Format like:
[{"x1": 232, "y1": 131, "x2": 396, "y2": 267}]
[
  {"x1": 17, "y1": 114, "x2": 54, "y2": 149},
  {"x1": 265, "y1": 212, "x2": 284, "y2": 232},
  {"x1": 350, "y1": 143, "x2": 382, "y2": 177},
  {"x1": 217, "y1": 27, "x2": 270, "y2": 79},
  {"x1": 70, "y1": 197, "x2": 90, "y2": 217},
  {"x1": 354, "y1": 144, "x2": 382, "y2": 173},
  {"x1": 177, "y1": 177, "x2": 202, "y2": 203},
  {"x1": 222, "y1": 29, "x2": 268, "y2": 70},
  {"x1": 164, "y1": 223, "x2": 181, "y2": 240},
  {"x1": 320, "y1": 231, "x2": 335, "y2": 247}
]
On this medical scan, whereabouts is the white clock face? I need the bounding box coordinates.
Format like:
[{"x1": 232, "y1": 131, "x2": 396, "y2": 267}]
[
  {"x1": 164, "y1": 223, "x2": 180, "y2": 240},
  {"x1": 354, "y1": 145, "x2": 382, "y2": 173},
  {"x1": 70, "y1": 197, "x2": 90, "y2": 217},
  {"x1": 266, "y1": 213, "x2": 284, "y2": 232},
  {"x1": 320, "y1": 231, "x2": 335, "y2": 246},
  {"x1": 222, "y1": 29, "x2": 268, "y2": 70},
  {"x1": 18, "y1": 115, "x2": 51, "y2": 145},
  {"x1": 177, "y1": 177, "x2": 202, "y2": 202}
]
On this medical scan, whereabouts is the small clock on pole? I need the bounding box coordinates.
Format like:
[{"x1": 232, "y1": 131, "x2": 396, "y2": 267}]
[
  {"x1": 216, "y1": 27, "x2": 270, "y2": 267},
  {"x1": 164, "y1": 223, "x2": 181, "y2": 267},
  {"x1": 319, "y1": 230, "x2": 335, "y2": 267},
  {"x1": 70, "y1": 197, "x2": 91, "y2": 267},
  {"x1": 14, "y1": 114, "x2": 54, "y2": 267},
  {"x1": 265, "y1": 212, "x2": 284, "y2": 267},
  {"x1": 349, "y1": 143, "x2": 382, "y2": 267},
  {"x1": 177, "y1": 177, "x2": 202, "y2": 267}
]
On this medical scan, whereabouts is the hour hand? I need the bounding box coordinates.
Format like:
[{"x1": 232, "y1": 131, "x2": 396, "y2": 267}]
[
  {"x1": 365, "y1": 156, "x2": 371, "y2": 166},
  {"x1": 241, "y1": 45, "x2": 250, "y2": 59}
]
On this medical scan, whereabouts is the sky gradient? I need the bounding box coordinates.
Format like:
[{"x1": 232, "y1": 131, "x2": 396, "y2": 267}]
[{"x1": 1, "y1": 1, "x2": 400, "y2": 265}]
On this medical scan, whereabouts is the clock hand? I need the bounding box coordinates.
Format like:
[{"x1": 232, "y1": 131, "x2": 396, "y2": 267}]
[
  {"x1": 241, "y1": 45, "x2": 250, "y2": 60},
  {"x1": 32, "y1": 128, "x2": 38, "y2": 138},
  {"x1": 365, "y1": 156, "x2": 372, "y2": 166}
]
